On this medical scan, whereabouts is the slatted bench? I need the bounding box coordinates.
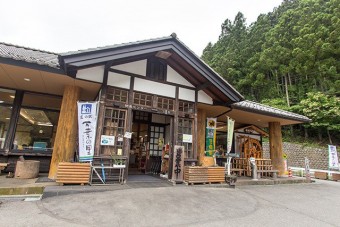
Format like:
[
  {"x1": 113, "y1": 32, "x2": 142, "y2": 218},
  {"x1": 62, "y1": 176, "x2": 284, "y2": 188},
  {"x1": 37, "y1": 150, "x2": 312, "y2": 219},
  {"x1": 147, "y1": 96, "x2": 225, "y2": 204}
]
[
  {"x1": 0, "y1": 163, "x2": 9, "y2": 174},
  {"x1": 257, "y1": 170, "x2": 279, "y2": 179}
]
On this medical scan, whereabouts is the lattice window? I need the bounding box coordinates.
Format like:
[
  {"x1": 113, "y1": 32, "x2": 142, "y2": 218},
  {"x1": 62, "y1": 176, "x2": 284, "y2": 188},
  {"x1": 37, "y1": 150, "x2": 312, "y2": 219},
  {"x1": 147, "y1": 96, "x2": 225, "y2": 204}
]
[
  {"x1": 177, "y1": 118, "x2": 193, "y2": 159},
  {"x1": 149, "y1": 125, "x2": 165, "y2": 156},
  {"x1": 178, "y1": 101, "x2": 194, "y2": 113},
  {"x1": 106, "y1": 87, "x2": 128, "y2": 103},
  {"x1": 157, "y1": 97, "x2": 175, "y2": 110},
  {"x1": 133, "y1": 92, "x2": 153, "y2": 107},
  {"x1": 101, "y1": 107, "x2": 126, "y2": 156},
  {"x1": 133, "y1": 111, "x2": 151, "y2": 122}
]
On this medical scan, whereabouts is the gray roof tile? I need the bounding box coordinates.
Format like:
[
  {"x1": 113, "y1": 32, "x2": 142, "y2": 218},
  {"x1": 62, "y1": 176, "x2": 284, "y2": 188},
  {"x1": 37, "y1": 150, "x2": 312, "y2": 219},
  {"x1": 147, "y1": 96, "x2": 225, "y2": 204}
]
[
  {"x1": 0, "y1": 42, "x2": 60, "y2": 68},
  {"x1": 232, "y1": 100, "x2": 311, "y2": 123}
]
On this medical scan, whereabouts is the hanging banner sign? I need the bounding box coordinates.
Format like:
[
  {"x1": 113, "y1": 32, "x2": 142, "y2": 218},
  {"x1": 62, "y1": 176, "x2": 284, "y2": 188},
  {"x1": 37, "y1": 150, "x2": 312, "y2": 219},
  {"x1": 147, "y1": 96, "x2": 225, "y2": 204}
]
[
  {"x1": 205, "y1": 118, "x2": 216, "y2": 156},
  {"x1": 328, "y1": 145, "x2": 339, "y2": 169},
  {"x1": 226, "y1": 117, "x2": 235, "y2": 154},
  {"x1": 77, "y1": 101, "x2": 98, "y2": 162},
  {"x1": 304, "y1": 157, "x2": 311, "y2": 181}
]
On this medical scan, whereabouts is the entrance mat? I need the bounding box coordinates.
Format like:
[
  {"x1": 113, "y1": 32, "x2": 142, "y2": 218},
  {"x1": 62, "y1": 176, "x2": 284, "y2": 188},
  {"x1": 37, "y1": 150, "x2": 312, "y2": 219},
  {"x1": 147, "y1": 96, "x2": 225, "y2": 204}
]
[{"x1": 35, "y1": 177, "x2": 55, "y2": 183}]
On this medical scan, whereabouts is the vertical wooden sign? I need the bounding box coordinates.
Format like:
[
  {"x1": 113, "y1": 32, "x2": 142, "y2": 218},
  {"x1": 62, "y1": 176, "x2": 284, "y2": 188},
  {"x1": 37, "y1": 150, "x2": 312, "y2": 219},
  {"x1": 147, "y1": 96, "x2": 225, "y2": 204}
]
[{"x1": 172, "y1": 145, "x2": 185, "y2": 182}]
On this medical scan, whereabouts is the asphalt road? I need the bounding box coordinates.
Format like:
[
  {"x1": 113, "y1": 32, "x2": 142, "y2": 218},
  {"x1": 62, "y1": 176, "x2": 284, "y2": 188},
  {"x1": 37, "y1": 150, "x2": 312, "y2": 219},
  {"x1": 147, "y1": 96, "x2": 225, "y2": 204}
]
[{"x1": 1, "y1": 180, "x2": 340, "y2": 227}]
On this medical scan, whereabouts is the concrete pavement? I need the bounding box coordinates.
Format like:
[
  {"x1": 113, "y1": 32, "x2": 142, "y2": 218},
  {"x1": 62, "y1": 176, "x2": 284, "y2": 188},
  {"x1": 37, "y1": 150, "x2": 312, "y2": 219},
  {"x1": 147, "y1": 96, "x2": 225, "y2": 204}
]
[{"x1": 1, "y1": 180, "x2": 340, "y2": 226}]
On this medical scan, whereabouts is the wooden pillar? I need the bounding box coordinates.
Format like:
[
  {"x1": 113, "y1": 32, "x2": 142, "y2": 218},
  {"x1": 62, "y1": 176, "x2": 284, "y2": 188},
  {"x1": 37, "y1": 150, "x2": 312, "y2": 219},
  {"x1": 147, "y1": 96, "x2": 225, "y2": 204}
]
[
  {"x1": 197, "y1": 108, "x2": 206, "y2": 165},
  {"x1": 3, "y1": 90, "x2": 23, "y2": 153},
  {"x1": 269, "y1": 122, "x2": 285, "y2": 176},
  {"x1": 123, "y1": 76, "x2": 134, "y2": 180},
  {"x1": 48, "y1": 85, "x2": 81, "y2": 179},
  {"x1": 94, "y1": 66, "x2": 109, "y2": 156}
]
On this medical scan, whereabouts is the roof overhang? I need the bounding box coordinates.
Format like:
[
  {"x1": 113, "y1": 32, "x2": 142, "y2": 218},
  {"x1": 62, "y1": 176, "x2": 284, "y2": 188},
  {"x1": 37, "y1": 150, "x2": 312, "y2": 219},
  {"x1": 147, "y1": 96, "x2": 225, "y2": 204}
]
[{"x1": 198, "y1": 101, "x2": 311, "y2": 129}]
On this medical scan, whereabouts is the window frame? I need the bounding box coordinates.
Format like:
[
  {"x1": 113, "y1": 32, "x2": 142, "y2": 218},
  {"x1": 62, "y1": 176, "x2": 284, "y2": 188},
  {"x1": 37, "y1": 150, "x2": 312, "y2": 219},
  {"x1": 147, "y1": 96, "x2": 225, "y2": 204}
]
[{"x1": 146, "y1": 57, "x2": 167, "y2": 82}]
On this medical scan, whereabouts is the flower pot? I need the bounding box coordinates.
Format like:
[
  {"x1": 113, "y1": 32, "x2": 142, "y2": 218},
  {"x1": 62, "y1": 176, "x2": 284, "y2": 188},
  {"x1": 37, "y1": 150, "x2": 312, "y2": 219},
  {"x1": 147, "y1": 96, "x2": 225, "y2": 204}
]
[{"x1": 113, "y1": 164, "x2": 126, "y2": 168}]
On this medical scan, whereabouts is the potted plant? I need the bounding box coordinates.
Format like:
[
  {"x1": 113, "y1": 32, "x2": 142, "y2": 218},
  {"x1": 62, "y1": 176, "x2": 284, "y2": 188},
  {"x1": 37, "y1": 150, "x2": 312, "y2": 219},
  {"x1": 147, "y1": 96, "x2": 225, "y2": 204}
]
[{"x1": 113, "y1": 158, "x2": 126, "y2": 168}]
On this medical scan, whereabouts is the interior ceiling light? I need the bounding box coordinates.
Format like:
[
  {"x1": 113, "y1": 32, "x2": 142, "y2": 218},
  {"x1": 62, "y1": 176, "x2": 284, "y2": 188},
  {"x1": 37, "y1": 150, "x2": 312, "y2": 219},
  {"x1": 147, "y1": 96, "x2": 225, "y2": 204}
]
[
  {"x1": 10, "y1": 95, "x2": 15, "y2": 98},
  {"x1": 5, "y1": 117, "x2": 10, "y2": 120},
  {"x1": 0, "y1": 100, "x2": 4, "y2": 103},
  {"x1": 20, "y1": 109, "x2": 52, "y2": 126},
  {"x1": 24, "y1": 78, "x2": 31, "y2": 81}
]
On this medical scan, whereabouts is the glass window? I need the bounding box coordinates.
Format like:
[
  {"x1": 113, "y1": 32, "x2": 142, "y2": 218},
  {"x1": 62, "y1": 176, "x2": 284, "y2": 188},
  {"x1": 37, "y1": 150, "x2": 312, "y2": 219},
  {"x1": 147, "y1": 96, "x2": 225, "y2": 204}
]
[
  {"x1": 13, "y1": 93, "x2": 61, "y2": 151},
  {"x1": 177, "y1": 118, "x2": 193, "y2": 159},
  {"x1": 0, "y1": 88, "x2": 15, "y2": 149}
]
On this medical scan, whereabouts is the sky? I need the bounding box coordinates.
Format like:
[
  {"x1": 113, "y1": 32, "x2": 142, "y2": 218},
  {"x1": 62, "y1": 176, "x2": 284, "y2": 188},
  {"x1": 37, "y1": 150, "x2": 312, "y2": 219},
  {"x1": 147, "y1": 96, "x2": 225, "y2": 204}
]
[{"x1": 0, "y1": 0, "x2": 283, "y2": 56}]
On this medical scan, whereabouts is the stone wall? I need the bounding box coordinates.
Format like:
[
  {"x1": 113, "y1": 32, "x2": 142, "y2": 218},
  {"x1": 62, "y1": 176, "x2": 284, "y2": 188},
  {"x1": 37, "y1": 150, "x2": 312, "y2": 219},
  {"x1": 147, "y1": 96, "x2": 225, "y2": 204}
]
[{"x1": 263, "y1": 142, "x2": 339, "y2": 170}]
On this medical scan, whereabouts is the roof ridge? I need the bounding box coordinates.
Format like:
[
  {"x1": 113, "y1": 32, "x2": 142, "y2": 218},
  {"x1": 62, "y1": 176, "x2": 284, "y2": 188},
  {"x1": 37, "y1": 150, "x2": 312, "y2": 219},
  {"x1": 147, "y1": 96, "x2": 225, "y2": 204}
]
[{"x1": 60, "y1": 35, "x2": 174, "y2": 56}]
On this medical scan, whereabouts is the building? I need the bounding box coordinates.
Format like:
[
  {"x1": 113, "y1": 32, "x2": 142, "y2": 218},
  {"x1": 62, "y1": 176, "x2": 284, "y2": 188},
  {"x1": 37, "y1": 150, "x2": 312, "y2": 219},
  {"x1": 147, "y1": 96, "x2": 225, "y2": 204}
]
[{"x1": 0, "y1": 34, "x2": 310, "y2": 181}]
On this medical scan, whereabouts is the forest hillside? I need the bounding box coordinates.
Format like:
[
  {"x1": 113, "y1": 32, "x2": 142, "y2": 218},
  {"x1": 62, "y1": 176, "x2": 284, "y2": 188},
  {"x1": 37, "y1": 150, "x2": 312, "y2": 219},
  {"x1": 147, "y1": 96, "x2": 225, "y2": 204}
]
[{"x1": 202, "y1": 0, "x2": 340, "y2": 145}]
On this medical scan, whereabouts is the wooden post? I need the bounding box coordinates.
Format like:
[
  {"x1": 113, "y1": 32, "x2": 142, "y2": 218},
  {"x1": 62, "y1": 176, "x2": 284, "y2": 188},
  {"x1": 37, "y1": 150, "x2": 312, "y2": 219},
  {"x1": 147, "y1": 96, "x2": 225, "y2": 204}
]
[
  {"x1": 197, "y1": 108, "x2": 206, "y2": 165},
  {"x1": 48, "y1": 85, "x2": 81, "y2": 179},
  {"x1": 94, "y1": 68, "x2": 109, "y2": 156},
  {"x1": 269, "y1": 122, "x2": 285, "y2": 176}
]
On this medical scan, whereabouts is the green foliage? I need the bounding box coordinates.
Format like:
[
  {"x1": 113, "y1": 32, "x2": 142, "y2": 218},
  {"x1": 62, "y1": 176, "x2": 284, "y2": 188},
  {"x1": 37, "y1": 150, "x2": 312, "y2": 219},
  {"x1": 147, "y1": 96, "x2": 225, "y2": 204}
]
[
  {"x1": 202, "y1": 0, "x2": 340, "y2": 144},
  {"x1": 300, "y1": 92, "x2": 340, "y2": 131}
]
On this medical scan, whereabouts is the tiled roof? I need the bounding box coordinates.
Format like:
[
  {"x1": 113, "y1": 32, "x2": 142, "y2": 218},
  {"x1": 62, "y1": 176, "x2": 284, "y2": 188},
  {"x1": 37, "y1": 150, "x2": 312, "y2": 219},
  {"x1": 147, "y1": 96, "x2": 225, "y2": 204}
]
[
  {"x1": 232, "y1": 100, "x2": 311, "y2": 123},
  {"x1": 0, "y1": 42, "x2": 60, "y2": 68}
]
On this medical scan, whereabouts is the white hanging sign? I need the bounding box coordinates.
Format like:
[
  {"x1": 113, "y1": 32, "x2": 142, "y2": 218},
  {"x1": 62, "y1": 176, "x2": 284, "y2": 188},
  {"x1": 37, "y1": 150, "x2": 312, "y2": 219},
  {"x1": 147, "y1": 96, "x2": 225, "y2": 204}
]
[
  {"x1": 226, "y1": 117, "x2": 235, "y2": 153},
  {"x1": 183, "y1": 134, "x2": 192, "y2": 143},
  {"x1": 328, "y1": 145, "x2": 339, "y2": 169},
  {"x1": 77, "y1": 102, "x2": 98, "y2": 162},
  {"x1": 101, "y1": 135, "x2": 115, "y2": 146}
]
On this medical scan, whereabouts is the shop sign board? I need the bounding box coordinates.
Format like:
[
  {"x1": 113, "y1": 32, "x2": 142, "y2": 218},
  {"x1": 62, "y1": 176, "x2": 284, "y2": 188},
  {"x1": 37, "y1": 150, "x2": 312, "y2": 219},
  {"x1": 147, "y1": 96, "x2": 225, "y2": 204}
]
[
  {"x1": 328, "y1": 145, "x2": 339, "y2": 169},
  {"x1": 77, "y1": 101, "x2": 98, "y2": 162},
  {"x1": 100, "y1": 135, "x2": 115, "y2": 146}
]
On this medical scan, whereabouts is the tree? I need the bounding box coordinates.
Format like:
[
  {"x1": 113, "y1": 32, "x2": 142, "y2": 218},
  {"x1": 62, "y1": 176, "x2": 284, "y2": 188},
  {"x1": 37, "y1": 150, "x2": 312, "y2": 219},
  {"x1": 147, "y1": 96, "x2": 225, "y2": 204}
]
[{"x1": 300, "y1": 92, "x2": 340, "y2": 144}]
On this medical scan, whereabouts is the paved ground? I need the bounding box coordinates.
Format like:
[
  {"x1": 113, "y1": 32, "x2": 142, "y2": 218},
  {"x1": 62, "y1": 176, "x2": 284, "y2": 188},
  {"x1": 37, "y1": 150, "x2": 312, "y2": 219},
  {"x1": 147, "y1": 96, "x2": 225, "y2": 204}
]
[{"x1": 1, "y1": 180, "x2": 340, "y2": 227}]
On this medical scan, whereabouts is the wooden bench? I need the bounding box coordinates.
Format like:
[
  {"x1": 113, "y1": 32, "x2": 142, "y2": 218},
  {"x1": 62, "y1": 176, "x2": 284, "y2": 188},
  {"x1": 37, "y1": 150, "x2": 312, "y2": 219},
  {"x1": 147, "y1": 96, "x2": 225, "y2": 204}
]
[
  {"x1": 257, "y1": 170, "x2": 279, "y2": 179},
  {"x1": 0, "y1": 163, "x2": 9, "y2": 174}
]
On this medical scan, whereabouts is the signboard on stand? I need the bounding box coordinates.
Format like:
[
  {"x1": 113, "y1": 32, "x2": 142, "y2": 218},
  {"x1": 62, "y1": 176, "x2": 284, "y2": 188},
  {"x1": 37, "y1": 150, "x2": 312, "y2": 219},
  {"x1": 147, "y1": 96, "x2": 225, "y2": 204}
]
[
  {"x1": 77, "y1": 102, "x2": 98, "y2": 162},
  {"x1": 172, "y1": 145, "x2": 185, "y2": 183}
]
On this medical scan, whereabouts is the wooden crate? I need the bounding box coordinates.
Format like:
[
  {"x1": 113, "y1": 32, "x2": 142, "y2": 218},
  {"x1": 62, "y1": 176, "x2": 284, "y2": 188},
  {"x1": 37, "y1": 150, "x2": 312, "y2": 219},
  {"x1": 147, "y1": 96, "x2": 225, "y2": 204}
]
[
  {"x1": 184, "y1": 167, "x2": 225, "y2": 184},
  {"x1": 184, "y1": 166, "x2": 208, "y2": 183},
  {"x1": 56, "y1": 162, "x2": 91, "y2": 185},
  {"x1": 332, "y1": 173, "x2": 340, "y2": 181},
  {"x1": 207, "y1": 167, "x2": 225, "y2": 183},
  {"x1": 314, "y1": 171, "x2": 328, "y2": 180}
]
